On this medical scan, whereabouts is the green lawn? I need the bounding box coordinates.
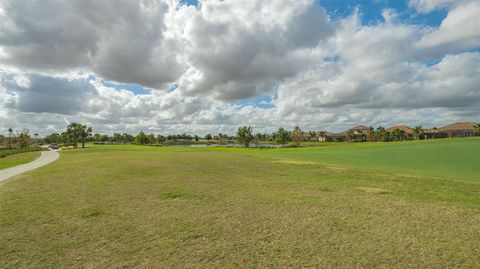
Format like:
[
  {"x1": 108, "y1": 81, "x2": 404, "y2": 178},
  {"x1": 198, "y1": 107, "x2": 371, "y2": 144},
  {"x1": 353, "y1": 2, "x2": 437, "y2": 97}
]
[
  {"x1": 1, "y1": 139, "x2": 479, "y2": 267},
  {"x1": 0, "y1": 151, "x2": 41, "y2": 170},
  {"x1": 274, "y1": 138, "x2": 480, "y2": 182}
]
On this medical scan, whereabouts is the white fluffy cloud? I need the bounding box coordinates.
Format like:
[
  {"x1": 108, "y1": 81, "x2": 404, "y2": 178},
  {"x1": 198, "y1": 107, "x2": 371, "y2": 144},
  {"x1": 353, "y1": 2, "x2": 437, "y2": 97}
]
[
  {"x1": 0, "y1": 0, "x2": 479, "y2": 135},
  {"x1": 415, "y1": 1, "x2": 480, "y2": 52},
  {"x1": 408, "y1": 0, "x2": 475, "y2": 13},
  {"x1": 0, "y1": 0, "x2": 185, "y2": 88}
]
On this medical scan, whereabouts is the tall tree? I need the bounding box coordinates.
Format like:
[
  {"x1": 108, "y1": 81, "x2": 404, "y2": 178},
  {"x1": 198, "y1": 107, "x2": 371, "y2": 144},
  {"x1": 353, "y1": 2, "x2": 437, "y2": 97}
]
[
  {"x1": 413, "y1": 126, "x2": 423, "y2": 140},
  {"x1": 157, "y1": 135, "x2": 166, "y2": 143},
  {"x1": 391, "y1": 129, "x2": 406, "y2": 141},
  {"x1": 254, "y1": 133, "x2": 263, "y2": 146},
  {"x1": 123, "y1": 133, "x2": 134, "y2": 143},
  {"x1": 18, "y1": 129, "x2": 31, "y2": 148},
  {"x1": 474, "y1": 123, "x2": 480, "y2": 136},
  {"x1": 367, "y1": 126, "x2": 375, "y2": 142},
  {"x1": 148, "y1": 133, "x2": 157, "y2": 144},
  {"x1": 60, "y1": 132, "x2": 70, "y2": 144},
  {"x1": 113, "y1": 133, "x2": 123, "y2": 143},
  {"x1": 7, "y1": 127, "x2": 13, "y2": 149},
  {"x1": 291, "y1": 126, "x2": 302, "y2": 146},
  {"x1": 44, "y1": 133, "x2": 61, "y2": 144},
  {"x1": 66, "y1": 123, "x2": 92, "y2": 148},
  {"x1": 236, "y1": 126, "x2": 254, "y2": 148},
  {"x1": 274, "y1": 128, "x2": 290, "y2": 147},
  {"x1": 318, "y1": 131, "x2": 327, "y2": 142},
  {"x1": 135, "y1": 131, "x2": 149, "y2": 145},
  {"x1": 374, "y1": 126, "x2": 389, "y2": 142},
  {"x1": 93, "y1": 133, "x2": 102, "y2": 142},
  {"x1": 66, "y1": 123, "x2": 82, "y2": 148},
  {"x1": 80, "y1": 125, "x2": 92, "y2": 148},
  {"x1": 346, "y1": 129, "x2": 356, "y2": 142}
]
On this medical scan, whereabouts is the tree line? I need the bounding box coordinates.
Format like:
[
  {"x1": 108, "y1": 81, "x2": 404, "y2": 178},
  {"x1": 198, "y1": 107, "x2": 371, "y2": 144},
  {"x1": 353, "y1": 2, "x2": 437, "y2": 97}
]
[
  {"x1": 0, "y1": 128, "x2": 37, "y2": 149},
  {"x1": 5, "y1": 123, "x2": 480, "y2": 150},
  {"x1": 41, "y1": 125, "x2": 296, "y2": 148}
]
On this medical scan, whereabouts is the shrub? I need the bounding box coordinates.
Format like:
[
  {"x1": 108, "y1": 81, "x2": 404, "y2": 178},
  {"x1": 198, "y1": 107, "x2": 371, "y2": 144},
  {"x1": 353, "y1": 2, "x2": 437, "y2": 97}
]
[{"x1": 0, "y1": 145, "x2": 45, "y2": 158}]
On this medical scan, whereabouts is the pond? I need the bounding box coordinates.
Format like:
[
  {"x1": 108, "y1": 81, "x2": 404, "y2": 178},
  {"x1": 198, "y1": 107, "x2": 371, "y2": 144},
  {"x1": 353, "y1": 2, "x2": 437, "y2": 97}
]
[{"x1": 180, "y1": 143, "x2": 285, "y2": 148}]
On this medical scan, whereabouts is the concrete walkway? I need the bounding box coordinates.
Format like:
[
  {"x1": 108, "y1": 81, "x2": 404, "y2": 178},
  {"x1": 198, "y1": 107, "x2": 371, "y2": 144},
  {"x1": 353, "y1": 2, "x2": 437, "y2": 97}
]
[{"x1": 0, "y1": 150, "x2": 60, "y2": 182}]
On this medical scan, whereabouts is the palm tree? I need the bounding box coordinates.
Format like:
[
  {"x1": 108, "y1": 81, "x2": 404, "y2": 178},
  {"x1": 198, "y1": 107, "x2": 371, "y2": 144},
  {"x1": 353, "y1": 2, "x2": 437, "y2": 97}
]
[
  {"x1": 375, "y1": 126, "x2": 389, "y2": 142},
  {"x1": 80, "y1": 126, "x2": 92, "y2": 148},
  {"x1": 67, "y1": 123, "x2": 81, "y2": 148},
  {"x1": 391, "y1": 129, "x2": 405, "y2": 141},
  {"x1": 318, "y1": 131, "x2": 326, "y2": 142},
  {"x1": 7, "y1": 127, "x2": 13, "y2": 149},
  {"x1": 291, "y1": 126, "x2": 302, "y2": 146},
  {"x1": 367, "y1": 126, "x2": 375, "y2": 142},
  {"x1": 413, "y1": 126, "x2": 423, "y2": 140},
  {"x1": 346, "y1": 129, "x2": 356, "y2": 142}
]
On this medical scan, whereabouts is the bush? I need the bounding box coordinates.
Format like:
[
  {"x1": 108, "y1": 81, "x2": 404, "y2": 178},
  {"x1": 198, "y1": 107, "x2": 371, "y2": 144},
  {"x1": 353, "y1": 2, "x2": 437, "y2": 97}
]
[{"x1": 0, "y1": 145, "x2": 45, "y2": 158}]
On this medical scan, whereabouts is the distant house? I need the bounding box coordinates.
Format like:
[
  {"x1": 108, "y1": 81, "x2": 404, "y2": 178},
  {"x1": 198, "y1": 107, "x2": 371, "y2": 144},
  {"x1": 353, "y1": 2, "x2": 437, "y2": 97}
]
[
  {"x1": 305, "y1": 121, "x2": 477, "y2": 143},
  {"x1": 437, "y1": 122, "x2": 477, "y2": 138},
  {"x1": 323, "y1": 125, "x2": 372, "y2": 142},
  {"x1": 301, "y1": 131, "x2": 324, "y2": 141},
  {"x1": 301, "y1": 131, "x2": 340, "y2": 142},
  {"x1": 325, "y1": 132, "x2": 346, "y2": 142},
  {"x1": 347, "y1": 125, "x2": 371, "y2": 142},
  {"x1": 314, "y1": 131, "x2": 329, "y2": 142},
  {"x1": 422, "y1": 122, "x2": 477, "y2": 139},
  {"x1": 386, "y1": 125, "x2": 414, "y2": 140},
  {"x1": 422, "y1": 127, "x2": 445, "y2": 140}
]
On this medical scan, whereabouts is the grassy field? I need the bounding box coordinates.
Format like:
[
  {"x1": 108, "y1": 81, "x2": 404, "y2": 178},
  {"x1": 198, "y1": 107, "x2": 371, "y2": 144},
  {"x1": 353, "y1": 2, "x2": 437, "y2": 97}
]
[
  {"x1": 0, "y1": 151, "x2": 41, "y2": 170},
  {"x1": 283, "y1": 138, "x2": 480, "y2": 182},
  {"x1": 1, "y1": 138, "x2": 479, "y2": 267}
]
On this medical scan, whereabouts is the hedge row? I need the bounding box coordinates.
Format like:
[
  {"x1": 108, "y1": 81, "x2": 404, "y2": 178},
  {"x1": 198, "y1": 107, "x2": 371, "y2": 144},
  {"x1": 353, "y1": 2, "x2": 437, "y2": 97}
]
[{"x1": 0, "y1": 145, "x2": 45, "y2": 158}]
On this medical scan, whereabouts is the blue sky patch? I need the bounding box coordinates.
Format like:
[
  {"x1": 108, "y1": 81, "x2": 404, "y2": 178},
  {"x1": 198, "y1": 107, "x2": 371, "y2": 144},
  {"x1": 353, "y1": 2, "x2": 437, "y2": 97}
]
[
  {"x1": 236, "y1": 95, "x2": 276, "y2": 109},
  {"x1": 181, "y1": 0, "x2": 198, "y2": 6},
  {"x1": 102, "y1": 81, "x2": 151, "y2": 95},
  {"x1": 320, "y1": 0, "x2": 447, "y2": 27}
]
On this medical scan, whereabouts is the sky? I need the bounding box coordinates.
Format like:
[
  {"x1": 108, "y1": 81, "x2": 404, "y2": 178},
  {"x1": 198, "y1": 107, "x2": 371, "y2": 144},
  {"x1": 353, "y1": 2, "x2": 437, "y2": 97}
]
[{"x1": 0, "y1": 0, "x2": 479, "y2": 135}]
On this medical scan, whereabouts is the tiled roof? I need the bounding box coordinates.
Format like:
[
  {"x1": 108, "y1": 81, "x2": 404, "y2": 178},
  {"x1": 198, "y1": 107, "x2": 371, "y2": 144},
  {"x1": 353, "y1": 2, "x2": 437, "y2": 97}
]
[
  {"x1": 423, "y1": 128, "x2": 439, "y2": 133},
  {"x1": 438, "y1": 122, "x2": 476, "y2": 131},
  {"x1": 350, "y1": 125, "x2": 370, "y2": 130},
  {"x1": 386, "y1": 125, "x2": 414, "y2": 134},
  {"x1": 327, "y1": 132, "x2": 346, "y2": 137}
]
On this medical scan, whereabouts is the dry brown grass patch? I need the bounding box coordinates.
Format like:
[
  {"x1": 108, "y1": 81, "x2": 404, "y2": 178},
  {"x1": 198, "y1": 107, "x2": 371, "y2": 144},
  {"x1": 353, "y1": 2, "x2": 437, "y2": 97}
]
[
  {"x1": 326, "y1": 166, "x2": 347, "y2": 172},
  {"x1": 355, "y1": 187, "x2": 391, "y2": 194}
]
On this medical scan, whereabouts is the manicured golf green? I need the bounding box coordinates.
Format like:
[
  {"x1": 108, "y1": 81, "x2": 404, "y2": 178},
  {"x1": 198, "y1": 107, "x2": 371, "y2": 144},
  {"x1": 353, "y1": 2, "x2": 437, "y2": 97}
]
[
  {"x1": 0, "y1": 138, "x2": 479, "y2": 267},
  {"x1": 0, "y1": 151, "x2": 41, "y2": 170}
]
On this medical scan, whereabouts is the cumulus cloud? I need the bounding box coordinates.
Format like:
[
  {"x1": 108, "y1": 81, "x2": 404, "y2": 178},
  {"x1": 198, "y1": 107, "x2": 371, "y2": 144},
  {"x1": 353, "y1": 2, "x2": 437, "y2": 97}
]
[
  {"x1": 2, "y1": 73, "x2": 98, "y2": 115},
  {"x1": 177, "y1": 0, "x2": 333, "y2": 100},
  {"x1": 415, "y1": 1, "x2": 480, "y2": 52},
  {"x1": 408, "y1": 0, "x2": 474, "y2": 13},
  {"x1": 0, "y1": 0, "x2": 479, "y2": 135},
  {"x1": 0, "y1": 0, "x2": 185, "y2": 88}
]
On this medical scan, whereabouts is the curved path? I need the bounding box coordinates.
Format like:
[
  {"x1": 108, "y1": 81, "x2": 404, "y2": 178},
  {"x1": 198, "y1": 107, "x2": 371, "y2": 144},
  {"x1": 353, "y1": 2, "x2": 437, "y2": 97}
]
[{"x1": 0, "y1": 150, "x2": 60, "y2": 182}]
